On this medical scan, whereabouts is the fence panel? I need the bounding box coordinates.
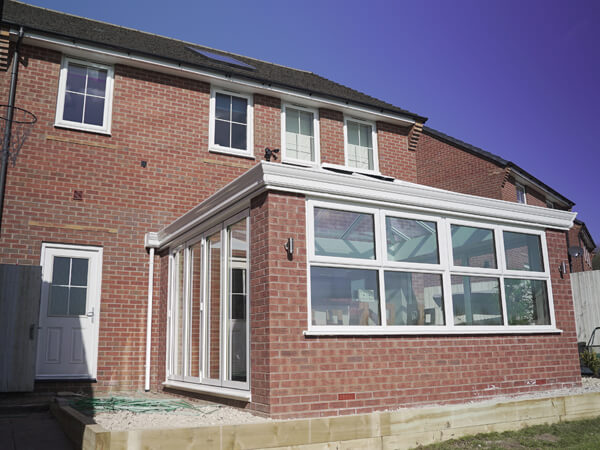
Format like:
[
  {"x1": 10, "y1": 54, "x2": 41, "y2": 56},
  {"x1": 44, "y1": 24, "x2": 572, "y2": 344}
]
[
  {"x1": 0, "y1": 264, "x2": 42, "y2": 392},
  {"x1": 571, "y1": 270, "x2": 600, "y2": 344}
]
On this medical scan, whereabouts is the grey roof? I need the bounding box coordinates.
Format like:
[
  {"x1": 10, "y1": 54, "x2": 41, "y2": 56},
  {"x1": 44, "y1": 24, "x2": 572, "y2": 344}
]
[
  {"x1": 1, "y1": 1, "x2": 427, "y2": 123},
  {"x1": 423, "y1": 126, "x2": 575, "y2": 207}
]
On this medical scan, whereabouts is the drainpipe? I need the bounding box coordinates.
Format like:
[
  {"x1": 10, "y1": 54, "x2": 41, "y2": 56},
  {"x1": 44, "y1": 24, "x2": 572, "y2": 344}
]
[
  {"x1": 0, "y1": 26, "x2": 23, "y2": 235},
  {"x1": 144, "y1": 246, "x2": 155, "y2": 391}
]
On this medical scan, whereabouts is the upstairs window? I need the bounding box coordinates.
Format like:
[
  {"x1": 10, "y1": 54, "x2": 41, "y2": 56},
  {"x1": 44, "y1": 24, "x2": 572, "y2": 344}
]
[
  {"x1": 516, "y1": 183, "x2": 527, "y2": 204},
  {"x1": 344, "y1": 117, "x2": 378, "y2": 173},
  {"x1": 209, "y1": 88, "x2": 254, "y2": 158},
  {"x1": 55, "y1": 57, "x2": 114, "y2": 134},
  {"x1": 281, "y1": 104, "x2": 320, "y2": 165}
]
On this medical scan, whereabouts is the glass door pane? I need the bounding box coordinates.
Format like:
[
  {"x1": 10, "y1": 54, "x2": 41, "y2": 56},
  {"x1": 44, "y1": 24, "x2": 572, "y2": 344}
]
[
  {"x1": 186, "y1": 242, "x2": 202, "y2": 378},
  {"x1": 205, "y1": 232, "x2": 221, "y2": 381},
  {"x1": 227, "y1": 218, "x2": 248, "y2": 383},
  {"x1": 173, "y1": 251, "x2": 185, "y2": 377}
]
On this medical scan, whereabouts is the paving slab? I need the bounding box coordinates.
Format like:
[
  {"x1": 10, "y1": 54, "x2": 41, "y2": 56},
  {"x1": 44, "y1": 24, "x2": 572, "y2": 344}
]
[{"x1": 0, "y1": 411, "x2": 74, "y2": 450}]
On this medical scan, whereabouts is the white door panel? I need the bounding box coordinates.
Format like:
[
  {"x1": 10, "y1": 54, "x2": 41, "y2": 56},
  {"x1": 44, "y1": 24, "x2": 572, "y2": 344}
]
[{"x1": 36, "y1": 244, "x2": 102, "y2": 379}]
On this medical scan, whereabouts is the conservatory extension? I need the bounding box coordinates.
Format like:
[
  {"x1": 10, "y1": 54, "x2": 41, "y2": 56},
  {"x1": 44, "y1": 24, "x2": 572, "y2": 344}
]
[{"x1": 145, "y1": 162, "x2": 580, "y2": 418}]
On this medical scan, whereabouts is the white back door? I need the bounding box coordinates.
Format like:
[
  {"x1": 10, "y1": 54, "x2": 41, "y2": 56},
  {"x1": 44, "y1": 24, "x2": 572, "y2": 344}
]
[{"x1": 36, "y1": 244, "x2": 103, "y2": 380}]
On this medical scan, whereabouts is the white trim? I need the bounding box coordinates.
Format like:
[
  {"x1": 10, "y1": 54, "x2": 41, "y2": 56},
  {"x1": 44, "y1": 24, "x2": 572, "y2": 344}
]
[
  {"x1": 163, "y1": 380, "x2": 251, "y2": 401},
  {"x1": 209, "y1": 87, "x2": 254, "y2": 158},
  {"x1": 54, "y1": 56, "x2": 114, "y2": 135},
  {"x1": 304, "y1": 327, "x2": 562, "y2": 336},
  {"x1": 151, "y1": 163, "x2": 576, "y2": 250},
  {"x1": 343, "y1": 116, "x2": 380, "y2": 175},
  {"x1": 19, "y1": 31, "x2": 416, "y2": 128},
  {"x1": 281, "y1": 103, "x2": 320, "y2": 166}
]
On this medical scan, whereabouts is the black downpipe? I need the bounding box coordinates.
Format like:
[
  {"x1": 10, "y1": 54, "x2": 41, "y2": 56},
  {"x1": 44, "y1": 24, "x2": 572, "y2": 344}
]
[{"x1": 0, "y1": 26, "x2": 23, "y2": 235}]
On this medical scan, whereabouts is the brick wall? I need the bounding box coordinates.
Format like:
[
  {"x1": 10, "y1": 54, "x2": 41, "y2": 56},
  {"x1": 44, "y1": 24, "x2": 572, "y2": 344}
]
[
  {"x1": 416, "y1": 133, "x2": 507, "y2": 199},
  {"x1": 318, "y1": 108, "x2": 345, "y2": 166},
  {"x1": 376, "y1": 121, "x2": 415, "y2": 182},
  {"x1": 258, "y1": 191, "x2": 580, "y2": 419}
]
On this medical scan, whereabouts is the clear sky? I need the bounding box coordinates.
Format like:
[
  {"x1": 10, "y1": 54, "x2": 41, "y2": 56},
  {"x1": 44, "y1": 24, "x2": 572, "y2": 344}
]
[{"x1": 25, "y1": 0, "x2": 600, "y2": 245}]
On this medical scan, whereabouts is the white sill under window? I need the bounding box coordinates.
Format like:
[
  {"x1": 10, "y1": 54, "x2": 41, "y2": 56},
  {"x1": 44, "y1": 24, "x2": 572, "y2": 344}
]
[
  {"x1": 321, "y1": 162, "x2": 382, "y2": 177},
  {"x1": 304, "y1": 326, "x2": 562, "y2": 336},
  {"x1": 209, "y1": 146, "x2": 256, "y2": 160},
  {"x1": 163, "y1": 380, "x2": 251, "y2": 401},
  {"x1": 53, "y1": 123, "x2": 112, "y2": 136}
]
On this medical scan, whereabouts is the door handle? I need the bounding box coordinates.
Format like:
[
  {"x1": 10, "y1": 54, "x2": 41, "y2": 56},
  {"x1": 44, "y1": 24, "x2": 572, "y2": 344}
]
[{"x1": 86, "y1": 307, "x2": 94, "y2": 323}]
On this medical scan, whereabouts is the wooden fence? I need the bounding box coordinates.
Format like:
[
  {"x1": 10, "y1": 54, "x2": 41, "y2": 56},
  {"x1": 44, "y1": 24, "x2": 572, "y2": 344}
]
[
  {"x1": 571, "y1": 270, "x2": 600, "y2": 344},
  {"x1": 0, "y1": 264, "x2": 41, "y2": 392}
]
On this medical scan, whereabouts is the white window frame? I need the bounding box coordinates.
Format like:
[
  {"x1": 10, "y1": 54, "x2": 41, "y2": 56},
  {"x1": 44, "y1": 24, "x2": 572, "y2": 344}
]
[
  {"x1": 306, "y1": 199, "x2": 558, "y2": 335},
  {"x1": 208, "y1": 87, "x2": 254, "y2": 159},
  {"x1": 166, "y1": 210, "x2": 251, "y2": 399},
  {"x1": 546, "y1": 200, "x2": 554, "y2": 209},
  {"x1": 55, "y1": 56, "x2": 114, "y2": 135},
  {"x1": 343, "y1": 116, "x2": 379, "y2": 175},
  {"x1": 516, "y1": 183, "x2": 527, "y2": 204},
  {"x1": 281, "y1": 103, "x2": 320, "y2": 166}
]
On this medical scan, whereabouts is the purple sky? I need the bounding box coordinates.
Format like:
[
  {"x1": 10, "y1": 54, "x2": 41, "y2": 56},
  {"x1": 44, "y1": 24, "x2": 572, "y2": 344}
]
[{"x1": 27, "y1": 0, "x2": 600, "y2": 244}]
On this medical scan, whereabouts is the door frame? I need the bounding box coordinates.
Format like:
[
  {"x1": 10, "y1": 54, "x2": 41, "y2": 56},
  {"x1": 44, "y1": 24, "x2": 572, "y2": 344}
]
[{"x1": 37, "y1": 242, "x2": 103, "y2": 380}]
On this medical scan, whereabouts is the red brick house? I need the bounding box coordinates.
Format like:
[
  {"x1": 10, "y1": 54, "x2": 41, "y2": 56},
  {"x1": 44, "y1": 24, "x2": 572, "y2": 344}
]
[
  {"x1": 418, "y1": 127, "x2": 597, "y2": 273},
  {"x1": 0, "y1": 1, "x2": 583, "y2": 419}
]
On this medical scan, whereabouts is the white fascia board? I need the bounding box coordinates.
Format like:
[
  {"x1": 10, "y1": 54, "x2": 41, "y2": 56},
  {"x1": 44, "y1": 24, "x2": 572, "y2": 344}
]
[
  {"x1": 154, "y1": 162, "x2": 576, "y2": 249},
  {"x1": 259, "y1": 163, "x2": 577, "y2": 230},
  {"x1": 155, "y1": 166, "x2": 266, "y2": 249},
  {"x1": 18, "y1": 30, "x2": 416, "y2": 127}
]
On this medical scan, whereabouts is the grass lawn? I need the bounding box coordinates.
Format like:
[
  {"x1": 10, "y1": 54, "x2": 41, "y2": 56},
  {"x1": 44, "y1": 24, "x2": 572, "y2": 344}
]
[{"x1": 420, "y1": 416, "x2": 600, "y2": 449}]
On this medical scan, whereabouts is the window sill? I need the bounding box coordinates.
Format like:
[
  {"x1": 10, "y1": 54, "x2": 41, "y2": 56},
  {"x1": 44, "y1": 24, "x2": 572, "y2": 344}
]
[
  {"x1": 321, "y1": 162, "x2": 382, "y2": 177},
  {"x1": 304, "y1": 326, "x2": 563, "y2": 336},
  {"x1": 209, "y1": 146, "x2": 256, "y2": 160},
  {"x1": 163, "y1": 380, "x2": 251, "y2": 401},
  {"x1": 54, "y1": 123, "x2": 112, "y2": 136},
  {"x1": 282, "y1": 159, "x2": 318, "y2": 168}
]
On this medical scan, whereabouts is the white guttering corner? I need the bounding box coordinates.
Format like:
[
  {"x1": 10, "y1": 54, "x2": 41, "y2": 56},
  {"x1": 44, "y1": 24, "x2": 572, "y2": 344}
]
[
  {"x1": 16, "y1": 30, "x2": 416, "y2": 127},
  {"x1": 144, "y1": 233, "x2": 160, "y2": 391},
  {"x1": 151, "y1": 162, "x2": 577, "y2": 250}
]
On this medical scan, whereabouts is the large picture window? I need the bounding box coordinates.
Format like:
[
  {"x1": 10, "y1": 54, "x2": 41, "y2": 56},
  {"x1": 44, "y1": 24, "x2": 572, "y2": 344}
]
[
  {"x1": 307, "y1": 200, "x2": 555, "y2": 334},
  {"x1": 167, "y1": 211, "x2": 249, "y2": 396}
]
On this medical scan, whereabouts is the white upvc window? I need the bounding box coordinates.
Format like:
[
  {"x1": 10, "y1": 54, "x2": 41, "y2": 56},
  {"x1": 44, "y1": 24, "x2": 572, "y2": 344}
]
[
  {"x1": 281, "y1": 104, "x2": 320, "y2": 165},
  {"x1": 516, "y1": 183, "x2": 527, "y2": 204},
  {"x1": 546, "y1": 200, "x2": 554, "y2": 209},
  {"x1": 344, "y1": 116, "x2": 379, "y2": 173},
  {"x1": 167, "y1": 210, "x2": 250, "y2": 397},
  {"x1": 306, "y1": 199, "x2": 556, "y2": 335},
  {"x1": 209, "y1": 88, "x2": 254, "y2": 158},
  {"x1": 55, "y1": 57, "x2": 114, "y2": 134}
]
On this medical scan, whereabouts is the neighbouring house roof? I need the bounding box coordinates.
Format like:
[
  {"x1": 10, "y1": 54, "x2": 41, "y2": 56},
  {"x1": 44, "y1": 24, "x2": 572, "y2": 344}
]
[
  {"x1": 147, "y1": 162, "x2": 577, "y2": 251},
  {"x1": 573, "y1": 219, "x2": 597, "y2": 251},
  {"x1": 422, "y1": 126, "x2": 575, "y2": 208},
  {"x1": 1, "y1": 1, "x2": 427, "y2": 123}
]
